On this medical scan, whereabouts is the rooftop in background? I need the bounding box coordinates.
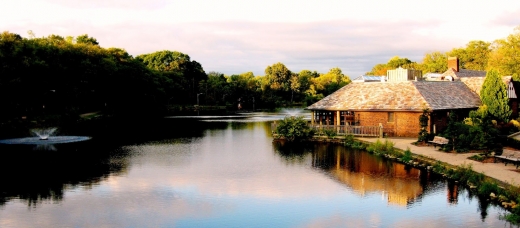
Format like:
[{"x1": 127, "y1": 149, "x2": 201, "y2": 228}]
[
  {"x1": 424, "y1": 73, "x2": 442, "y2": 81},
  {"x1": 352, "y1": 75, "x2": 386, "y2": 83}
]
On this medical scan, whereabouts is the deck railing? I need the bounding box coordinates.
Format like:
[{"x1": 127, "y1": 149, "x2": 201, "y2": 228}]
[{"x1": 271, "y1": 123, "x2": 382, "y2": 137}]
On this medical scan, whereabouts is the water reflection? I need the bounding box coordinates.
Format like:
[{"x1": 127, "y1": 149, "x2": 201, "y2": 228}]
[
  {"x1": 0, "y1": 113, "x2": 514, "y2": 227},
  {"x1": 275, "y1": 142, "x2": 441, "y2": 207},
  {"x1": 0, "y1": 141, "x2": 130, "y2": 207}
]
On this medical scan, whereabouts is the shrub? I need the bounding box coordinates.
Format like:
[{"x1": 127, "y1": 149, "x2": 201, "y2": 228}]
[
  {"x1": 366, "y1": 139, "x2": 395, "y2": 156},
  {"x1": 478, "y1": 181, "x2": 499, "y2": 196},
  {"x1": 344, "y1": 134, "x2": 366, "y2": 149},
  {"x1": 418, "y1": 108, "x2": 429, "y2": 143},
  {"x1": 275, "y1": 116, "x2": 315, "y2": 142},
  {"x1": 401, "y1": 148, "x2": 413, "y2": 163},
  {"x1": 468, "y1": 154, "x2": 485, "y2": 161},
  {"x1": 323, "y1": 128, "x2": 337, "y2": 138}
]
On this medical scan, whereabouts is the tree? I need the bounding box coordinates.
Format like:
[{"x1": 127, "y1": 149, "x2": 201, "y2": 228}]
[
  {"x1": 136, "y1": 50, "x2": 207, "y2": 103},
  {"x1": 312, "y1": 67, "x2": 351, "y2": 96},
  {"x1": 488, "y1": 26, "x2": 520, "y2": 76},
  {"x1": 76, "y1": 34, "x2": 99, "y2": 45},
  {"x1": 366, "y1": 56, "x2": 416, "y2": 76},
  {"x1": 265, "y1": 62, "x2": 291, "y2": 91},
  {"x1": 387, "y1": 56, "x2": 412, "y2": 69},
  {"x1": 418, "y1": 108, "x2": 429, "y2": 143},
  {"x1": 366, "y1": 63, "x2": 390, "y2": 76},
  {"x1": 480, "y1": 69, "x2": 511, "y2": 123},
  {"x1": 448, "y1": 40, "x2": 491, "y2": 71},
  {"x1": 289, "y1": 73, "x2": 300, "y2": 103},
  {"x1": 420, "y1": 51, "x2": 447, "y2": 73}
]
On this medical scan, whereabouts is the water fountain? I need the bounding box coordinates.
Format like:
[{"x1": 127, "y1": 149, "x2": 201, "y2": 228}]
[
  {"x1": 282, "y1": 108, "x2": 304, "y2": 117},
  {"x1": 0, "y1": 127, "x2": 91, "y2": 145},
  {"x1": 31, "y1": 127, "x2": 57, "y2": 140}
]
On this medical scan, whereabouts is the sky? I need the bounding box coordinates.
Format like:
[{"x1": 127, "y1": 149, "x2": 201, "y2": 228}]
[{"x1": 2, "y1": 0, "x2": 520, "y2": 77}]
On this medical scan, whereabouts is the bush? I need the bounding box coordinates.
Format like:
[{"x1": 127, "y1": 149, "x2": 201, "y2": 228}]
[
  {"x1": 366, "y1": 139, "x2": 395, "y2": 156},
  {"x1": 344, "y1": 134, "x2": 366, "y2": 149},
  {"x1": 401, "y1": 148, "x2": 413, "y2": 163},
  {"x1": 478, "y1": 181, "x2": 499, "y2": 196},
  {"x1": 323, "y1": 128, "x2": 337, "y2": 138},
  {"x1": 275, "y1": 116, "x2": 315, "y2": 142}
]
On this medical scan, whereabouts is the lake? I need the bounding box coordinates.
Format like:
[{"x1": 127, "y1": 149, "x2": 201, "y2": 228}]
[{"x1": 0, "y1": 110, "x2": 514, "y2": 227}]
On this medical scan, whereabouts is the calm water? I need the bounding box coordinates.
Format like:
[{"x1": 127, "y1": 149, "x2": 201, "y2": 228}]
[{"x1": 0, "y1": 111, "x2": 515, "y2": 228}]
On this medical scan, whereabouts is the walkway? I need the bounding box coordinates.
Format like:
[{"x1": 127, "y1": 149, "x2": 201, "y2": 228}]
[{"x1": 356, "y1": 137, "x2": 520, "y2": 187}]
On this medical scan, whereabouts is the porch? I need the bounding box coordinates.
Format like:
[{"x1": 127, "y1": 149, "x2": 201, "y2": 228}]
[
  {"x1": 271, "y1": 122, "x2": 383, "y2": 138},
  {"x1": 311, "y1": 124, "x2": 383, "y2": 137}
]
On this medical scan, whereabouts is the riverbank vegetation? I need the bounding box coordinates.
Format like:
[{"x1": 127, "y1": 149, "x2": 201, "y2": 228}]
[
  {"x1": 0, "y1": 31, "x2": 352, "y2": 131},
  {"x1": 415, "y1": 66, "x2": 520, "y2": 154},
  {"x1": 274, "y1": 116, "x2": 315, "y2": 142},
  {"x1": 344, "y1": 137, "x2": 520, "y2": 225}
]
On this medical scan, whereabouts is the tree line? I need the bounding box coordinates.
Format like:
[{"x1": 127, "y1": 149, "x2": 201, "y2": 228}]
[
  {"x1": 0, "y1": 31, "x2": 351, "y2": 124},
  {"x1": 366, "y1": 26, "x2": 520, "y2": 79}
]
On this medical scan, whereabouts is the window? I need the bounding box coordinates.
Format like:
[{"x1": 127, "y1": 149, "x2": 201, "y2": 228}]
[{"x1": 388, "y1": 112, "x2": 395, "y2": 122}]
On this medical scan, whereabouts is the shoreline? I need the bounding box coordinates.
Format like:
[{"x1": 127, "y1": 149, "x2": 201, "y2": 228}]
[{"x1": 355, "y1": 137, "x2": 520, "y2": 187}]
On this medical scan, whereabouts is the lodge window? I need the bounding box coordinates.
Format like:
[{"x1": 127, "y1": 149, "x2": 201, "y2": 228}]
[{"x1": 388, "y1": 112, "x2": 394, "y2": 122}]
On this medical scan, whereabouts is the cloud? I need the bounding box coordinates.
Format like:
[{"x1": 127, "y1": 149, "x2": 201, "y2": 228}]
[
  {"x1": 491, "y1": 9, "x2": 520, "y2": 28},
  {"x1": 42, "y1": 0, "x2": 169, "y2": 10}
]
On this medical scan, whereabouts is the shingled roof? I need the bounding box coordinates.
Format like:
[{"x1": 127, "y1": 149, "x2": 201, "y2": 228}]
[
  {"x1": 441, "y1": 68, "x2": 486, "y2": 79},
  {"x1": 306, "y1": 81, "x2": 481, "y2": 111}
]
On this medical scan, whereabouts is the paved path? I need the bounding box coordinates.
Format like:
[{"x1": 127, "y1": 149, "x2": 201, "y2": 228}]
[{"x1": 356, "y1": 137, "x2": 520, "y2": 186}]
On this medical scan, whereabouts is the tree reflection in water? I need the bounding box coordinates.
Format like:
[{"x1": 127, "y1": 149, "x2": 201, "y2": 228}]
[{"x1": 0, "y1": 142, "x2": 129, "y2": 208}]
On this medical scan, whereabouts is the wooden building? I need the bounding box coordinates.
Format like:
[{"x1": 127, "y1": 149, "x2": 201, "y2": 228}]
[
  {"x1": 306, "y1": 81, "x2": 481, "y2": 137},
  {"x1": 306, "y1": 57, "x2": 520, "y2": 137}
]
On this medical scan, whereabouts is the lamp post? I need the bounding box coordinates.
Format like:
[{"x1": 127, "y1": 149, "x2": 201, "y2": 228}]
[{"x1": 197, "y1": 93, "x2": 203, "y2": 115}]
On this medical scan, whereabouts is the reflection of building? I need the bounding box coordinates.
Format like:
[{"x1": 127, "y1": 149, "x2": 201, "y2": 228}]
[{"x1": 312, "y1": 146, "x2": 425, "y2": 207}]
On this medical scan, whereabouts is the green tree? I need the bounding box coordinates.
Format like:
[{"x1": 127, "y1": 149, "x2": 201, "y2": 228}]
[
  {"x1": 76, "y1": 34, "x2": 99, "y2": 45},
  {"x1": 418, "y1": 108, "x2": 429, "y2": 142},
  {"x1": 275, "y1": 116, "x2": 314, "y2": 142},
  {"x1": 312, "y1": 67, "x2": 351, "y2": 96},
  {"x1": 265, "y1": 62, "x2": 292, "y2": 91},
  {"x1": 420, "y1": 51, "x2": 447, "y2": 73},
  {"x1": 136, "y1": 50, "x2": 207, "y2": 104},
  {"x1": 488, "y1": 26, "x2": 520, "y2": 76},
  {"x1": 289, "y1": 73, "x2": 300, "y2": 103},
  {"x1": 387, "y1": 56, "x2": 412, "y2": 69},
  {"x1": 442, "y1": 111, "x2": 468, "y2": 152},
  {"x1": 462, "y1": 105, "x2": 499, "y2": 151},
  {"x1": 366, "y1": 56, "x2": 416, "y2": 75},
  {"x1": 448, "y1": 40, "x2": 491, "y2": 71},
  {"x1": 480, "y1": 69, "x2": 511, "y2": 123}
]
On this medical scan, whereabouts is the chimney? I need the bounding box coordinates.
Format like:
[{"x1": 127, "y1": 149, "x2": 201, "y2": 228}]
[{"x1": 448, "y1": 57, "x2": 459, "y2": 72}]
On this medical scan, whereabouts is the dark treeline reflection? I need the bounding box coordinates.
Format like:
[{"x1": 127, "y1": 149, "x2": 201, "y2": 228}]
[
  {"x1": 0, "y1": 117, "x2": 228, "y2": 207},
  {"x1": 0, "y1": 141, "x2": 129, "y2": 207},
  {"x1": 273, "y1": 141, "x2": 494, "y2": 215}
]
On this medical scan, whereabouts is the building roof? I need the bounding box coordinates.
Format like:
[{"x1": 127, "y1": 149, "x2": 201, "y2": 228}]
[
  {"x1": 460, "y1": 77, "x2": 485, "y2": 96},
  {"x1": 459, "y1": 75, "x2": 514, "y2": 96},
  {"x1": 424, "y1": 73, "x2": 442, "y2": 79},
  {"x1": 440, "y1": 68, "x2": 486, "y2": 80},
  {"x1": 352, "y1": 75, "x2": 385, "y2": 82},
  {"x1": 306, "y1": 81, "x2": 481, "y2": 111}
]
